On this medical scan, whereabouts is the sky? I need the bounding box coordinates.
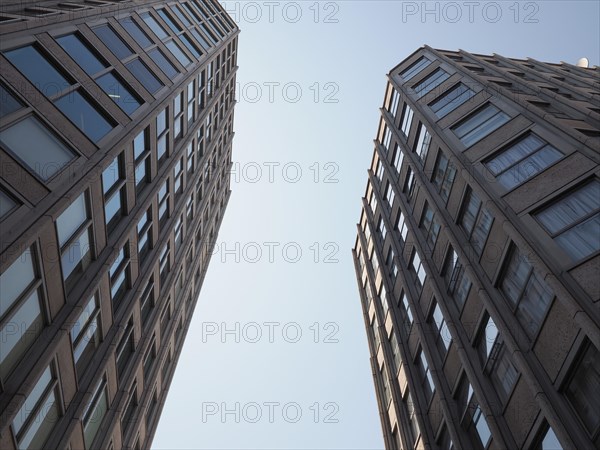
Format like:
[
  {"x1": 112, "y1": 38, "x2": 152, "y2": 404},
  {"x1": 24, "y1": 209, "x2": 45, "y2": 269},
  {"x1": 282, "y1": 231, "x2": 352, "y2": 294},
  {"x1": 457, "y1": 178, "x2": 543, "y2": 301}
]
[{"x1": 152, "y1": 1, "x2": 599, "y2": 449}]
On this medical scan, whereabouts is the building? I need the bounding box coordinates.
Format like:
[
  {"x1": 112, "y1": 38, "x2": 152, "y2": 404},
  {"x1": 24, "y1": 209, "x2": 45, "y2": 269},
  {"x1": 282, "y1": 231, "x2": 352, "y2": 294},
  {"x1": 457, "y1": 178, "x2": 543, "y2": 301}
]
[
  {"x1": 0, "y1": 1, "x2": 238, "y2": 448},
  {"x1": 352, "y1": 46, "x2": 599, "y2": 450}
]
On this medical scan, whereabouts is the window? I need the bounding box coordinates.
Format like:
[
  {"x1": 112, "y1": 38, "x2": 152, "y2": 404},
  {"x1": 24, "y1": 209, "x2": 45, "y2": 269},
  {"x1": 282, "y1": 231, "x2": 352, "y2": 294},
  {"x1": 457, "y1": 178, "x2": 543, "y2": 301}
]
[
  {"x1": 159, "y1": 242, "x2": 171, "y2": 286},
  {"x1": 404, "y1": 167, "x2": 416, "y2": 202},
  {"x1": 472, "y1": 405, "x2": 492, "y2": 448},
  {"x1": 410, "y1": 249, "x2": 426, "y2": 293},
  {"x1": 115, "y1": 318, "x2": 134, "y2": 380},
  {"x1": 387, "y1": 87, "x2": 400, "y2": 116},
  {"x1": 443, "y1": 247, "x2": 472, "y2": 310},
  {"x1": 500, "y1": 245, "x2": 553, "y2": 337},
  {"x1": 174, "y1": 214, "x2": 184, "y2": 254},
  {"x1": 102, "y1": 154, "x2": 126, "y2": 233},
  {"x1": 430, "y1": 299, "x2": 451, "y2": 355},
  {"x1": 417, "y1": 348, "x2": 435, "y2": 402},
  {"x1": 384, "y1": 182, "x2": 395, "y2": 207},
  {"x1": 392, "y1": 143, "x2": 404, "y2": 172},
  {"x1": 157, "y1": 107, "x2": 169, "y2": 161},
  {"x1": 400, "y1": 103, "x2": 414, "y2": 136},
  {"x1": 137, "y1": 207, "x2": 152, "y2": 262},
  {"x1": 489, "y1": 344, "x2": 518, "y2": 402},
  {"x1": 534, "y1": 423, "x2": 563, "y2": 450},
  {"x1": 143, "y1": 337, "x2": 157, "y2": 380},
  {"x1": 57, "y1": 192, "x2": 93, "y2": 291},
  {"x1": 56, "y1": 33, "x2": 107, "y2": 76},
  {"x1": 174, "y1": 157, "x2": 184, "y2": 196},
  {"x1": 477, "y1": 316, "x2": 499, "y2": 365},
  {"x1": 400, "y1": 56, "x2": 431, "y2": 81},
  {"x1": 432, "y1": 150, "x2": 457, "y2": 204},
  {"x1": 405, "y1": 391, "x2": 420, "y2": 446},
  {"x1": 141, "y1": 12, "x2": 169, "y2": 40},
  {"x1": 133, "y1": 128, "x2": 150, "y2": 194},
  {"x1": 146, "y1": 389, "x2": 159, "y2": 429},
  {"x1": 187, "y1": 79, "x2": 195, "y2": 124},
  {"x1": 460, "y1": 188, "x2": 493, "y2": 256},
  {"x1": 174, "y1": 92, "x2": 184, "y2": 139},
  {"x1": 125, "y1": 58, "x2": 164, "y2": 94},
  {"x1": 485, "y1": 133, "x2": 562, "y2": 190},
  {"x1": 96, "y1": 72, "x2": 141, "y2": 114},
  {"x1": 394, "y1": 210, "x2": 409, "y2": 243},
  {"x1": 437, "y1": 424, "x2": 455, "y2": 450},
  {"x1": 83, "y1": 377, "x2": 108, "y2": 449},
  {"x1": 414, "y1": 123, "x2": 432, "y2": 165},
  {"x1": 160, "y1": 299, "x2": 172, "y2": 338},
  {"x1": 148, "y1": 47, "x2": 180, "y2": 78},
  {"x1": 11, "y1": 364, "x2": 61, "y2": 450},
  {"x1": 118, "y1": 16, "x2": 153, "y2": 48},
  {"x1": 186, "y1": 142, "x2": 194, "y2": 174},
  {"x1": 121, "y1": 384, "x2": 138, "y2": 437},
  {"x1": 0, "y1": 247, "x2": 44, "y2": 379},
  {"x1": 71, "y1": 295, "x2": 101, "y2": 375},
  {"x1": 4, "y1": 44, "x2": 71, "y2": 92},
  {"x1": 371, "y1": 315, "x2": 381, "y2": 352},
  {"x1": 535, "y1": 180, "x2": 600, "y2": 261},
  {"x1": 157, "y1": 179, "x2": 170, "y2": 230},
  {"x1": 109, "y1": 244, "x2": 130, "y2": 309},
  {"x1": 564, "y1": 341, "x2": 600, "y2": 436},
  {"x1": 413, "y1": 68, "x2": 450, "y2": 98},
  {"x1": 429, "y1": 82, "x2": 476, "y2": 118},
  {"x1": 390, "y1": 332, "x2": 402, "y2": 374},
  {"x1": 0, "y1": 83, "x2": 23, "y2": 118},
  {"x1": 140, "y1": 277, "x2": 155, "y2": 329},
  {"x1": 162, "y1": 348, "x2": 172, "y2": 386},
  {"x1": 93, "y1": 24, "x2": 133, "y2": 59},
  {"x1": 420, "y1": 202, "x2": 441, "y2": 250},
  {"x1": 452, "y1": 103, "x2": 510, "y2": 147},
  {"x1": 0, "y1": 187, "x2": 18, "y2": 219},
  {"x1": 54, "y1": 90, "x2": 114, "y2": 143},
  {"x1": 0, "y1": 116, "x2": 76, "y2": 181},
  {"x1": 400, "y1": 291, "x2": 413, "y2": 336}
]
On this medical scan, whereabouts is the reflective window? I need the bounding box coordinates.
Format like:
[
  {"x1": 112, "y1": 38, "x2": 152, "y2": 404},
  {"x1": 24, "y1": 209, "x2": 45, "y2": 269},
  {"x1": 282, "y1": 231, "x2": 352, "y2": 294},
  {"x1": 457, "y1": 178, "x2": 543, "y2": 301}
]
[
  {"x1": 125, "y1": 59, "x2": 164, "y2": 94},
  {"x1": 0, "y1": 248, "x2": 44, "y2": 379},
  {"x1": 102, "y1": 153, "x2": 125, "y2": 232},
  {"x1": 133, "y1": 128, "x2": 151, "y2": 193},
  {"x1": 83, "y1": 377, "x2": 108, "y2": 449},
  {"x1": 118, "y1": 16, "x2": 153, "y2": 48},
  {"x1": 93, "y1": 24, "x2": 133, "y2": 59},
  {"x1": 4, "y1": 45, "x2": 71, "y2": 92},
  {"x1": 12, "y1": 364, "x2": 60, "y2": 449},
  {"x1": 166, "y1": 40, "x2": 191, "y2": 66},
  {"x1": 413, "y1": 68, "x2": 450, "y2": 98},
  {"x1": 400, "y1": 103, "x2": 414, "y2": 136},
  {"x1": 565, "y1": 342, "x2": 600, "y2": 435},
  {"x1": 96, "y1": 72, "x2": 141, "y2": 114},
  {"x1": 453, "y1": 103, "x2": 510, "y2": 147},
  {"x1": 54, "y1": 90, "x2": 114, "y2": 142},
  {"x1": 432, "y1": 150, "x2": 456, "y2": 204},
  {"x1": 56, "y1": 33, "x2": 107, "y2": 75},
  {"x1": 429, "y1": 82, "x2": 475, "y2": 118},
  {"x1": 414, "y1": 123, "x2": 432, "y2": 165},
  {"x1": 0, "y1": 188, "x2": 18, "y2": 219},
  {"x1": 400, "y1": 56, "x2": 431, "y2": 81},
  {"x1": 141, "y1": 12, "x2": 169, "y2": 39},
  {"x1": 0, "y1": 116, "x2": 76, "y2": 180},
  {"x1": 460, "y1": 188, "x2": 493, "y2": 256},
  {"x1": 115, "y1": 318, "x2": 134, "y2": 379},
  {"x1": 0, "y1": 83, "x2": 23, "y2": 117},
  {"x1": 71, "y1": 295, "x2": 101, "y2": 375},
  {"x1": 148, "y1": 48, "x2": 180, "y2": 78},
  {"x1": 535, "y1": 180, "x2": 600, "y2": 261}
]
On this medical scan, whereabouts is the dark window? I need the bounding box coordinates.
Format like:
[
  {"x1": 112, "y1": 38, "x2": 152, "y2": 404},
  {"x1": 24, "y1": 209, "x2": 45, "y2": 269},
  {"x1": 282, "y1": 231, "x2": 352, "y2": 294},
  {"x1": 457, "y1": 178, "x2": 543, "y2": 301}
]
[
  {"x1": 141, "y1": 12, "x2": 169, "y2": 40},
  {"x1": 121, "y1": 385, "x2": 138, "y2": 436},
  {"x1": 115, "y1": 319, "x2": 135, "y2": 380},
  {"x1": 93, "y1": 24, "x2": 133, "y2": 59},
  {"x1": 148, "y1": 48, "x2": 180, "y2": 78},
  {"x1": 56, "y1": 33, "x2": 107, "y2": 75},
  {"x1": 432, "y1": 150, "x2": 456, "y2": 204},
  {"x1": 0, "y1": 83, "x2": 23, "y2": 118},
  {"x1": 460, "y1": 188, "x2": 493, "y2": 256},
  {"x1": 429, "y1": 82, "x2": 475, "y2": 118},
  {"x1": 125, "y1": 59, "x2": 164, "y2": 94},
  {"x1": 54, "y1": 90, "x2": 114, "y2": 142},
  {"x1": 4, "y1": 45, "x2": 71, "y2": 92},
  {"x1": 118, "y1": 16, "x2": 153, "y2": 48},
  {"x1": 96, "y1": 72, "x2": 141, "y2": 114}
]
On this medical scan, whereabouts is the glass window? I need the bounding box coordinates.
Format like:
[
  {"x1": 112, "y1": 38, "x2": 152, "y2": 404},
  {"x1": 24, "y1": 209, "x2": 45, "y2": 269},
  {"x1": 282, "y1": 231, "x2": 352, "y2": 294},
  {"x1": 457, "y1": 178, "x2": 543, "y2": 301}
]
[
  {"x1": 180, "y1": 33, "x2": 201, "y2": 58},
  {"x1": 414, "y1": 123, "x2": 432, "y2": 165},
  {"x1": 54, "y1": 90, "x2": 114, "y2": 143},
  {"x1": 472, "y1": 406, "x2": 492, "y2": 447},
  {"x1": 109, "y1": 245, "x2": 130, "y2": 308},
  {"x1": 392, "y1": 143, "x2": 404, "y2": 172},
  {"x1": 141, "y1": 12, "x2": 169, "y2": 40},
  {"x1": 485, "y1": 133, "x2": 562, "y2": 190},
  {"x1": 4, "y1": 45, "x2": 71, "y2": 92},
  {"x1": 157, "y1": 107, "x2": 169, "y2": 160},
  {"x1": 0, "y1": 248, "x2": 43, "y2": 379},
  {"x1": 400, "y1": 56, "x2": 431, "y2": 81},
  {"x1": 565, "y1": 342, "x2": 600, "y2": 435},
  {"x1": 93, "y1": 24, "x2": 133, "y2": 59},
  {"x1": 0, "y1": 83, "x2": 23, "y2": 118},
  {"x1": 500, "y1": 245, "x2": 553, "y2": 337},
  {"x1": 430, "y1": 299, "x2": 451, "y2": 355},
  {"x1": 535, "y1": 180, "x2": 600, "y2": 261},
  {"x1": 159, "y1": 243, "x2": 170, "y2": 285},
  {"x1": 413, "y1": 68, "x2": 450, "y2": 98},
  {"x1": 0, "y1": 116, "x2": 76, "y2": 180},
  {"x1": 420, "y1": 202, "x2": 441, "y2": 250},
  {"x1": 460, "y1": 188, "x2": 493, "y2": 256},
  {"x1": 453, "y1": 103, "x2": 510, "y2": 147},
  {"x1": 96, "y1": 72, "x2": 141, "y2": 114},
  {"x1": 536, "y1": 423, "x2": 563, "y2": 450},
  {"x1": 404, "y1": 167, "x2": 416, "y2": 202},
  {"x1": 432, "y1": 150, "x2": 456, "y2": 204},
  {"x1": 71, "y1": 295, "x2": 101, "y2": 375},
  {"x1": 443, "y1": 247, "x2": 471, "y2": 310},
  {"x1": 410, "y1": 249, "x2": 426, "y2": 292},
  {"x1": 490, "y1": 344, "x2": 518, "y2": 401},
  {"x1": 140, "y1": 278, "x2": 155, "y2": 328},
  {"x1": 11, "y1": 364, "x2": 60, "y2": 450},
  {"x1": 166, "y1": 40, "x2": 192, "y2": 66},
  {"x1": 158, "y1": 8, "x2": 182, "y2": 33},
  {"x1": 148, "y1": 48, "x2": 180, "y2": 78},
  {"x1": 133, "y1": 129, "x2": 150, "y2": 193},
  {"x1": 0, "y1": 188, "x2": 18, "y2": 219},
  {"x1": 102, "y1": 154, "x2": 125, "y2": 232},
  {"x1": 121, "y1": 386, "x2": 138, "y2": 438},
  {"x1": 56, "y1": 33, "x2": 107, "y2": 76},
  {"x1": 158, "y1": 180, "x2": 170, "y2": 228},
  {"x1": 118, "y1": 16, "x2": 153, "y2": 48},
  {"x1": 137, "y1": 207, "x2": 152, "y2": 261},
  {"x1": 429, "y1": 82, "x2": 475, "y2": 118},
  {"x1": 125, "y1": 59, "x2": 164, "y2": 94},
  {"x1": 115, "y1": 318, "x2": 134, "y2": 380},
  {"x1": 83, "y1": 377, "x2": 108, "y2": 449},
  {"x1": 400, "y1": 104, "x2": 414, "y2": 136},
  {"x1": 418, "y1": 349, "x2": 435, "y2": 401}
]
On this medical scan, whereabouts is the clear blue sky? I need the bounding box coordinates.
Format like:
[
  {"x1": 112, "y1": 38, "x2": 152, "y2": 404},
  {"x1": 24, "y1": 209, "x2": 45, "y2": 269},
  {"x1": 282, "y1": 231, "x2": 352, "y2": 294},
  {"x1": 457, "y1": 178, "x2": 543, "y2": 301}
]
[{"x1": 153, "y1": 2, "x2": 599, "y2": 448}]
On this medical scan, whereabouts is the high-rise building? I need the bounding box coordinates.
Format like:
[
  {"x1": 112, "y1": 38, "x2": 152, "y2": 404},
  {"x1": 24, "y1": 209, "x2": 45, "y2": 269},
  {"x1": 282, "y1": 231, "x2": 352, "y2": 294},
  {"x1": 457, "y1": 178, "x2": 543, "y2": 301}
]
[
  {"x1": 0, "y1": 1, "x2": 238, "y2": 448},
  {"x1": 353, "y1": 46, "x2": 599, "y2": 450}
]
